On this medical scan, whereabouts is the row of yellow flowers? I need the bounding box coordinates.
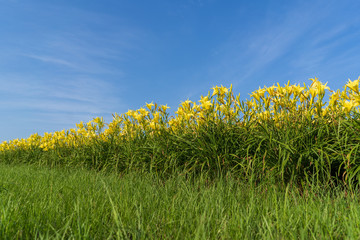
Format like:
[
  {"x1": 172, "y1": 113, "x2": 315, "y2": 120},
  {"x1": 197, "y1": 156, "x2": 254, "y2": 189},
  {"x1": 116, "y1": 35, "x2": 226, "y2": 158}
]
[{"x1": 1, "y1": 77, "x2": 359, "y2": 152}]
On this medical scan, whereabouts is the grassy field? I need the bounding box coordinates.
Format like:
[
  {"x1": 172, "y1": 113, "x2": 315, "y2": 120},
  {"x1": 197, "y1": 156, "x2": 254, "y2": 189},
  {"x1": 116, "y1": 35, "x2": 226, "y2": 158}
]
[
  {"x1": 2, "y1": 80, "x2": 360, "y2": 239},
  {"x1": 0, "y1": 163, "x2": 360, "y2": 239}
]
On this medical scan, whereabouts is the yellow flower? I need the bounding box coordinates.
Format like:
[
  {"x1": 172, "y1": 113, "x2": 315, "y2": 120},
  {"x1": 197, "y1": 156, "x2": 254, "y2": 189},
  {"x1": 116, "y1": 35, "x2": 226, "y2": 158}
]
[
  {"x1": 126, "y1": 109, "x2": 135, "y2": 117},
  {"x1": 309, "y1": 87, "x2": 317, "y2": 98},
  {"x1": 322, "y1": 107, "x2": 329, "y2": 117},
  {"x1": 245, "y1": 99, "x2": 254, "y2": 109},
  {"x1": 292, "y1": 84, "x2": 306, "y2": 97},
  {"x1": 316, "y1": 82, "x2": 330, "y2": 96},
  {"x1": 175, "y1": 107, "x2": 185, "y2": 116},
  {"x1": 138, "y1": 108, "x2": 149, "y2": 117},
  {"x1": 153, "y1": 112, "x2": 160, "y2": 122},
  {"x1": 76, "y1": 121, "x2": 85, "y2": 129},
  {"x1": 146, "y1": 102, "x2": 154, "y2": 111},
  {"x1": 346, "y1": 78, "x2": 360, "y2": 94},
  {"x1": 149, "y1": 121, "x2": 157, "y2": 129},
  {"x1": 212, "y1": 85, "x2": 228, "y2": 96},
  {"x1": 202, "y1": 100, "x2": 213, "y2": 110},
  {"x1": 250, "y1": 87, "x2": 266, "y2": 102},
  {"x1": 215, "y1": 104, "x2": 228, "y2": 116},
  {"x1": 184, "y1": 113, "x2": 194, "y2": 121},
  {"x1": 199, "y1": 96, "x2": 212, "y2": 110},
  {"x1": 329, "y1": 90, "x2": 340, "y2": 107},
  {"x1": 211, "y1": 86, "x2": 219, "y2": 96},
  {"x1": 342, "y1": 100, "x2": 356, "y2": 113},
  {"x1": 266, "y1": 85, "x2": 276, "y2": 96},
  {"x1": 192, "y1": 102, "x2": 200, "y2": 112},
  {"x1": 264, "y1": 97, "x2": 271, "y2": 109},
  {"x1": 219, "y1": 85, "x2": 229, "y2": 95},
  {"x1": 276, "y1": 83, "x2": 286, "y2": 96},
  {"x1": 341, "y1": 90, "x2": 350, "y2": 100},
  {"x1": 93, "y1": 117, "x2": 102, "y2": 124},
  {"x1": 181, "y1": 99, "x2": 192, "y2": 109},
  {"x1": 309, "y1": 77, "x2": 319, "y2": 87},
  {"x1": 250, "y1": 91, "x2": 260, "y2": 102},
  {"x1": 160, "y1": 104, "x2": 170, "y2": 112},
  {"x1": 133, "y1": 112, "x2": 142, "y2": 122},
  {"x1": 299, "y1": 90, "x2": 310, "y2": 103}
]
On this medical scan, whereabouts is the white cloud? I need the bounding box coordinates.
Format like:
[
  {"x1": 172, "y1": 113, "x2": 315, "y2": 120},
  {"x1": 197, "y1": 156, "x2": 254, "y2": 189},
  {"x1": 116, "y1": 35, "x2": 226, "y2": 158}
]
[
  {"x1": 22, "y1": 54, "x2": 78, "y2": 69},
  {"x1": 0, "y1": 3, "x2": 145, "y2": 122},
  {"x1": 188, "y1": 0, "x2": 360, "y2": 97},
  {"x1": 0, "y1": 2, "x2": 147, "y2": 140},
  {"x1": 0, "y1": 70, "x2": 127, "y2": 134}
]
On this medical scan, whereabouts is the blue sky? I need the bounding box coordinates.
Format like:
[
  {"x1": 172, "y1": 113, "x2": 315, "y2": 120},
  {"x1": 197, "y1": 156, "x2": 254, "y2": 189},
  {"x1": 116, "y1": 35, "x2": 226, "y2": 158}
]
[{"x1": 1, "y1": 0, "x2": 360, "y2": 141}]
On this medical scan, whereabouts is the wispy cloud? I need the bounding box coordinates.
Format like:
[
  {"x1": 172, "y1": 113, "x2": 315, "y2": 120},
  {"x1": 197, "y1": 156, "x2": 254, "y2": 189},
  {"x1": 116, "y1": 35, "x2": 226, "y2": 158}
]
[
  {"x1": 223, "y1": 3, "x2": 323, "y2": 83},
  {"x1": 182, "y1": 2, "x2": 319, "y2": 99},
  {"x1": 22, "y1": 54, "x2": 78, "y2": 69},
  {"x1": 0, "y1": 3, "x2": 146, "y2": 140},
  {"x1": 0, "y1": 73, "x2": 125, "y2": 111},
  {"x1": 187, "y1": 0, "x2": 360, "y2": 99},
  {"x1": 19, "y1": 30, "x2": 131, "y2": 76}
]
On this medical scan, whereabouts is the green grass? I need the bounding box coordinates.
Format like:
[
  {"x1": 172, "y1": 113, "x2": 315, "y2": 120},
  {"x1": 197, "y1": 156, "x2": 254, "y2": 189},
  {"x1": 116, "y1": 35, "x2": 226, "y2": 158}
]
[
  {"x1": 2, "y1": 113, "x2": 360, "y2": 189},
  {"x1": 1, "y1": 163, "x2": 360, "y2": 239},
  {"x1": 2, "y1": 88, "x2": 360, "y2": 238}
]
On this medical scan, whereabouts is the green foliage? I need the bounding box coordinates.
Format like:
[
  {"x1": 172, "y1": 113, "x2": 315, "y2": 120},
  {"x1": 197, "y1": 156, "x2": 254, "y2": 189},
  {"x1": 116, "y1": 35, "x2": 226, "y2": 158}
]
[
  {"x1": 1, "y1": 163, "x2": 360, "y2": 239},
  {"x1": 2, "y1": 112, "x2": 360, "y2": 188},
  {"x1": 2, "y1": 78, "x2": 360, "y2": 188}
]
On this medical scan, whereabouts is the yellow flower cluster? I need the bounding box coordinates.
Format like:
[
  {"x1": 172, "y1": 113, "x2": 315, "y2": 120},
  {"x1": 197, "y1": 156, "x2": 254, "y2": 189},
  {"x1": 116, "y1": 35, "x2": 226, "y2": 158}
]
[{"x1": 1, "y1": 77, "x2": 359, "y2": 152}]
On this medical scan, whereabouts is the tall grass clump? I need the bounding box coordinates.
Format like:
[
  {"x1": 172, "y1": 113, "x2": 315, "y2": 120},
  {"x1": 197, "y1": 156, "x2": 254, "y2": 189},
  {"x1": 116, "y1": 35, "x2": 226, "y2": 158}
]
[
  {"x1": 1, "y1": 77, "x2": 360, "y2": 188},
  {"x1": 3, "y1": 163, "x2": 360, "y2": 239}
]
